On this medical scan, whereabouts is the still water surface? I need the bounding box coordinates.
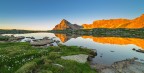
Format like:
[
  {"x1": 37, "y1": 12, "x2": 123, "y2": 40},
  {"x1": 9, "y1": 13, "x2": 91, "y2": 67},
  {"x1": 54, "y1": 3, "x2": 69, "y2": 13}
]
[{"x1": 4, "y1": 33, "x2": 144, "y2": 66}]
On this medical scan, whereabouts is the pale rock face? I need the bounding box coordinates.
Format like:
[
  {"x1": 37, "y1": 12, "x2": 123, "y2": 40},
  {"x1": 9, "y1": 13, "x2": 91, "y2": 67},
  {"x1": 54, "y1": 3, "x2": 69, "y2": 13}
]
[{"x1": 53, "y1": 19, "x2": 82, "y2": 30}]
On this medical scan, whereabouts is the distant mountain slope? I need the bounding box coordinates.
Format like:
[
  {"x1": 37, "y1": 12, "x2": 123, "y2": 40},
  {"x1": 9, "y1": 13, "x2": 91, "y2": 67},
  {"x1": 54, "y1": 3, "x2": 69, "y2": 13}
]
[
  {"x1": 53, "y1": 19, "x2": 82, "y2": 30},
  {"x1": 82, "y1": 14, "x2": 144, "y2": 29}
]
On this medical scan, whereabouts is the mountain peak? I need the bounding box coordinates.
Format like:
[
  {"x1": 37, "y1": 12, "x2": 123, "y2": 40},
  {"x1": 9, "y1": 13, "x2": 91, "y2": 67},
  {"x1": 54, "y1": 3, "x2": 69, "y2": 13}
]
[
  {"x1": 53, "y1": 19, "x2": 82, "y2": 30},
  {"x1": 139, "y1": 14, "x2": 144, "y2": 18},
  {"x1": 141, "y1": 14, "x2": 144, "y2": 16},
  {"x1": 61, "y1": 19, "x2": 67, "y2": 22},
  {"x1": 60, "y1": 19, "x2": 71, "y2": 25}
]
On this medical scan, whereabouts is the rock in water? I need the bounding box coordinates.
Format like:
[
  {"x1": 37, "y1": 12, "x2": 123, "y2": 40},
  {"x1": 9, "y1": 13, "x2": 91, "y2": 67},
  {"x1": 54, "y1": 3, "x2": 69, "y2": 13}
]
[
  {"x1": 51, "y1": 42, "x2": 58, "y2": 46},
  {"x1": 21, "y1": 38, "x2": 33, "y2": 43},
  {"x1": 61, "y1": 54, "x2": 88, "y2": 63}
]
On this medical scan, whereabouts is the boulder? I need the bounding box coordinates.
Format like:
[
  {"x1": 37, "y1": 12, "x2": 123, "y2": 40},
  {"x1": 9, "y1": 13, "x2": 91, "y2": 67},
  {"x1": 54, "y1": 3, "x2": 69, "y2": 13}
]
[
  {"x1": 51, "y1": 42, "x2": 58, "y2": 46},
  {"x1": 132, "y1": 48, "x2": 136, "y2": 50},
  {"x1": 30, "y1": 39, "x2": 53, "y2": 46},
  {"x1": 43, "y1": 37, "x2": 49, "y2": 40},
  {"x1": 16, "y1": 36, "x2": 25, "y2": 40},
  {"x1": 61, "y1": 54, "x2": 88, "y2": 63},
  {"x1": 24, "y1": 37, "x2": 35, "y2": 39},
  {"x1": 89, "y1": 49, "x2": 97, "y2": 57},
  {"x1": 21, "y1": 38, "x2": 33, "y2": 43}
]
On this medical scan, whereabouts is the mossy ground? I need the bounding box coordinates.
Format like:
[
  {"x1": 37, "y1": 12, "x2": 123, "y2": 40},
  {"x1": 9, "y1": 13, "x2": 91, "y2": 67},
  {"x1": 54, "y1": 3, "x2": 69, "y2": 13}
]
[{"x1": 0, "y1": 42, "x2": 97, "y2": 73}]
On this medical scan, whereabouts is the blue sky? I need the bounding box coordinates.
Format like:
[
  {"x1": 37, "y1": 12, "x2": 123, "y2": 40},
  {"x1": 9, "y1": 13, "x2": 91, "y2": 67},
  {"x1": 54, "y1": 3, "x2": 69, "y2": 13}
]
[{"x1": 0, "y1": 0, "x2": 144, "y2": 30}]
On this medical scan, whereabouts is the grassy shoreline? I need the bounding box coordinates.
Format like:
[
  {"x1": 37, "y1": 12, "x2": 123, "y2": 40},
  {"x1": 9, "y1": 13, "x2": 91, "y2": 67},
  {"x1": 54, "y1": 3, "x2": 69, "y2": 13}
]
[
  {"x1": 0, "y1": 29, "x2": 47, "y2": 34},
  {"x1": 0, "y1": 42, "x2": 97, "y2": 73},
  {"x1": 50, "y1": 28, "x2": 144, "y2": 39}
]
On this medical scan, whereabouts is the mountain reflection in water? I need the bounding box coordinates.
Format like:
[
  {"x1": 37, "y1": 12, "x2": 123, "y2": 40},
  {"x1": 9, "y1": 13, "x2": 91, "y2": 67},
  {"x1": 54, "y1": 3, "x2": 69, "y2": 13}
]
[
  {"x1": 55, "y1": 34, "x2": 144, "y2": 50},
  {"x1": 54, "y1": 33, "x2": 144, "y2": 65},
  {"x1": 54, "y1": 34, "x2": 80, "y2": 43}
]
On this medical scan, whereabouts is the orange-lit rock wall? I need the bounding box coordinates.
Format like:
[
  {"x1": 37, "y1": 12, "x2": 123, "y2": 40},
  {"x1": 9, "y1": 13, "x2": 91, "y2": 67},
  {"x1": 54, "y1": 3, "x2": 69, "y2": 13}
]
[{"x1": 82, "y1": 14, "x2": 144, "y2": 29}]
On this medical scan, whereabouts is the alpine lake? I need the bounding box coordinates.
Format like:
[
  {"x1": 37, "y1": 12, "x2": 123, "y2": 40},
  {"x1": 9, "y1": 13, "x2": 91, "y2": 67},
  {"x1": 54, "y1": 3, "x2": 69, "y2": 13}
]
[{"x1": 3, "y1": 32, "x2": 144, "y2": 66}]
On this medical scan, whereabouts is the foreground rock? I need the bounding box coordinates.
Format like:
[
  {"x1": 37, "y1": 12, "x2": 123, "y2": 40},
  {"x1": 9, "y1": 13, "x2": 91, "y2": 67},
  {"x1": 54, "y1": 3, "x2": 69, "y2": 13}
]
[
  {"x1": 61, "y1": 54, "x2": 89, "y2": 63},
  {"x1": 30, "y1": 39, "x2": 53, "y2": 46},
  {"x1": 8, "y1": 36, "x2": 25, "y2": 42},
  {"x1": 91, "y1": 58, "x2": 144, "y2": 73},
  {"x1": 21, "y1": 38, "x2": 34, "y2": 42}
]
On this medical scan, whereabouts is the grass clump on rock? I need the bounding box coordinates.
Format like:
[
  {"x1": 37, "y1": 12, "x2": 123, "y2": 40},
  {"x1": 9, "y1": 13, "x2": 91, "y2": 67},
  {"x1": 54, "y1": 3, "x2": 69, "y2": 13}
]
[{"x1": 15, "y1": 61, "x2": 37, "y2": 73}]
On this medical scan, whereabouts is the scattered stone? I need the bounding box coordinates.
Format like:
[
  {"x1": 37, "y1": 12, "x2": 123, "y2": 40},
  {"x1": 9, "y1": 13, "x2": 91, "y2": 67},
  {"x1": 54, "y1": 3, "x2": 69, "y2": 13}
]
[
  {"x1": 11, "y1": 35, "x2": 15, "y2": 38},
  {"x1": 136, "y1": 49, "x2": 144, "y2": 53},
  {"x1": 110, "y1": 51, "x2": 115, "y2": 52},
  {"x1": 140, "y1": 59, "x2": 144, "y2": 61},
  {"x1": 21, "y1": 38, "x2": 33, "y2": 43},
  {"x1": 16, "y1": 36, "x2": 25, "y2": 40},
  {"x1": 51, "y1": 42, "x2": 58, "y2": 46},
  {"x1": 49, "y1": 44, "x2": 53, "y2": 46},
  {"x1": 43, "y1": 37, "x2": 49, "y2": 40},
  {"x1": 55, "y1": 40, "x2": 60, "y2": 44},
  {"x1": 52, "y1": 37, "x2": 56, "y2": 39},
  {"x1": 87, "y1": 56, "x2": 93, "y2": 61},
  {"x1": 132, "y1": 48, "x2": 136, "y2": 50},
  {"x1": 53, "y1": 64, "x2": 64, "y2": 68},
  {"x1": 31, "y1": 37, "x2": 35, "y2": 39},
  {"x1": 90, "y1": 49, "x2": 97, "y2": 57},
  {"x1": 61, "y1": 54, "x2": 89, "y2": 63}
]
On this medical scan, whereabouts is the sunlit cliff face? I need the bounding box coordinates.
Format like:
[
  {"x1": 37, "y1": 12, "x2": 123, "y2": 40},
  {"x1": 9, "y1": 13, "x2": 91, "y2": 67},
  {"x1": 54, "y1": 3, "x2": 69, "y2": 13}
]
[
  {"x1": 82, "y1": 14, "x2": 144, "y2": 29},
  {"x1": 82, "y1": 36, "x2": 144, "y2": 49},
  {"x1": 53, "y1": 19, "x2": 70, "y2": 30}
]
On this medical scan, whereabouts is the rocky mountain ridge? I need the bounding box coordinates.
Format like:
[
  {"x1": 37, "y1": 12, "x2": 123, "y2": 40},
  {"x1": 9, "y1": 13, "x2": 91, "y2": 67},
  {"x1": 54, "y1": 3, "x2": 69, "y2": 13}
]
[{"x1": 82, "y1": 14, "x2": 144, "y2": 29}]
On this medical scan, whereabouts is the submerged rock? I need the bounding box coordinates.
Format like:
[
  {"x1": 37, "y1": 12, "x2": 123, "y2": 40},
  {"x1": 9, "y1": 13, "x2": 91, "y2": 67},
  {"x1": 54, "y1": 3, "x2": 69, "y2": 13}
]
[
  {"x1": 136, "y1": 49, "x2": 144, "y2": 53},
  {"x1": 61, "y1": 54, "x2": 88, "y2": 63},
  {"x1": 132, "y1": 48, "x2": 136, "y2": 50}
]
